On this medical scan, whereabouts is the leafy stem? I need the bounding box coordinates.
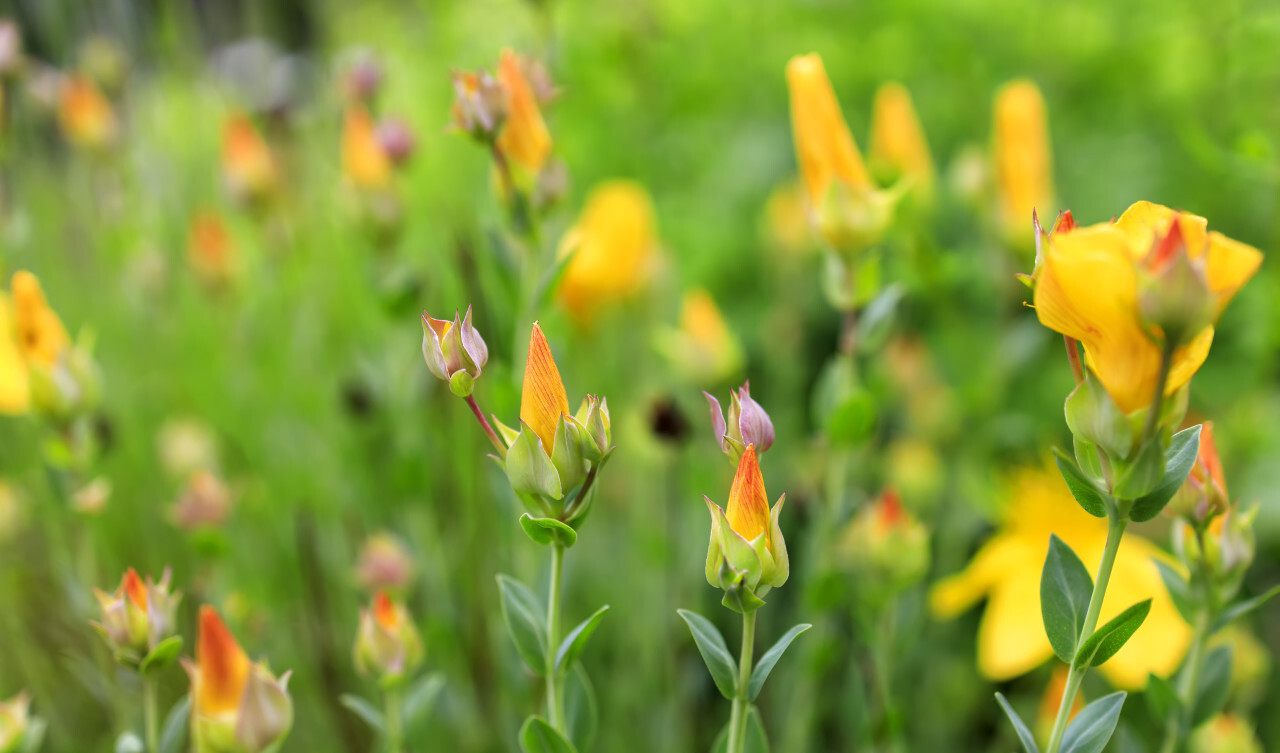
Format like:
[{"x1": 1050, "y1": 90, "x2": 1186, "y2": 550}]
[
  {"x1": 1157, "y1": 528, "x2": 1217, "y2": 753},
  {"x1": 545, "y1": 542, "x2": 567, "y2": 731},
  {"x1": 385, "y1": 684, "x2": 403, "y2": 753},
  {"x1": 727, "y1": 610, "x2": 757, "y2": 753},
  {"x1": 142, "y1": 673, "x2": 159, "y2": 753},
  {"x1": 465, "y1": 394, "x2": 507, "y2": 455}
]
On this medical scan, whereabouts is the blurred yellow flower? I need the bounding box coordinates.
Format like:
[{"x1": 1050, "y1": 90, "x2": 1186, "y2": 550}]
[
  {"x1": 0, "y1": 297, "x2": 29, "y2": 415},
  {"x1": 1191, "y1": 714, "x2": 1263, "y2": 753},
  {"x1": 761, "y1": 181, "x2": 812, "y2": 257},
  {"x1": 222, "y1": 113, "x2": 277, "y2": 203},
  {"x1": 930, "y1": 465, "x2": 1191, "y2": 689},
  {"x1": 993, "y1": 80, "x2": 1053, "y2": 246},
  {"x1": 520, "y1": 322, "x2": 570, "y2": 455},
  {"x1": 58, "y1": 74, "x2": 116, "y2": 149},
  {"x1": 496, "y1": 49, "x2": 551, "y2": 176},
  {"x1": 1033, "y1": 202, "x2": 1262, "y2": 413},
  {"x1": 341, "y1": 106, "x2": 391, "y2": 190},
  {"x1": 556, "y1": 181, "x2": 658, "y2": 324},
  {"x1": 0, "y1": 690, "x2": 30, "y2": 752},
  {"x1": 1, "y1": 271, "x2": 71, "y2": 415},
  {"x1": 786, "y1": 53, "x2": 870, "y2": 204},
  {"x1": 869, "y1": 82, "x2": 934, "y2": 206},
  {"x1": 656, "y1": 289, "x2": 743, "y2": 384}
]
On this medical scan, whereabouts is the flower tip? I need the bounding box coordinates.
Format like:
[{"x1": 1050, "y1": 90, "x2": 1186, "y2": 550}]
[
  {"x1": 373, "y1": 591, "x2": 397, "y2": 629},
  {"x1": 123, "y1": 567, "x2": 147, "y2": 609}
]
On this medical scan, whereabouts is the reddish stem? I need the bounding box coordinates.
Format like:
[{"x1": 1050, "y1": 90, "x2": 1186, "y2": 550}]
[
  {"x1": 1063, "y1": 336, "x2": 1084, "y2": 386},
  {"x1": 466, "y1": 395, "x2": 507, "y2": 455}
]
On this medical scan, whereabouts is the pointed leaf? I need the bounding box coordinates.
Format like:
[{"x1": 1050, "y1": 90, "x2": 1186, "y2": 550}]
[
  {"x1": 1130, "y1": 425, "x2": 1202, "y2": 522},
  {"x1": 1054, "y1": 449, "x2": 1108, "y2": 518},
  {"x1": 1190, "y1": 646, "x2": 1232, "y2": 727},
  {"x1": 519, "y1": 715, "x2": 578, "y2": 753},
  {"x1": 748, "y1": 623, "x2": 811, "y2": 700},
  {"x1": 1144, "y1": 673, "x2": 1181, "y2": 723},
  {"x1": 711, "y1": 705, "x2": 771, "y2": 753},
  {"x1": 401, "y1": 672, "x2": 445, "y2": 727},
  {"x1": 1059, "y1": 691, "x2": 1126, "y2": 753},
  {"x1": 520, "y1": 514, "x2": 578, "y2": 548},
  {"x1": 1041, "y1": 535, "x2": 1095, "y2": 663},
  {"x1": 1154, "y1": 559, "x2": 1195, "y2": 624},
  {"x1": 564, "y1": 663, "x2": 598, "y2": 751},
  {"x1": 158, "y1": 695, "x2": 190, "y2": 753},
  {"x1": 1074, "y1": 600, "x2": 1151, "y2": 669},
  {"x1": 1211, "y1": 585, "x2": 1280, "y2": 635},
  {"x1": 995, "y1": 693, "x2": 1040, "y2": 753},
  {"x1": 141, "y1": 636, "x2": 184, "y2": 675},
  {"x1": 556, "y1": 605, "x2": 610, "y2": 676},
  {"x1": 498, "y1": 574, "x2": 549, "y2": 675},
  {"x1": 339, "y1": 693, "x2": 385, "y2": 732},
  {"x1": 677, "y1": 609, "x2": 737, "y2": 699}
]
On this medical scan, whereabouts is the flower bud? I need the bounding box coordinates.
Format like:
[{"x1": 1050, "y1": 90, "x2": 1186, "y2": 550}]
[
  {"x1": 377, "y1": 118, "x2": 416, "y2": 165},
  {"x1": 655, "y1": 289, "x2": 744, "y2": 384},
  {"x1": 835, "y1": 488, "x2": 930, "y2": 593},
  {"x1": 449, "y1": 69, "x2": 506, "y2": 142},
  {"x1": 496, "y1": 49, "x2": 552, "y2": 179},
  {"x1": 184, "y1": 606, "x2": 292, "y2": 753},
  {"x1": 869, "y1": 82, "x2": 935, "y2": 209},
  {"x1": 572, "y1": 394, "x2": 611, "y2": 463},
  {"x1": 355, "y1": 533, "x2": 414, "y2": 593},
  {"x1": 703, "y1": 381, "x2": 774, "y2": 463},
  {"x1": 0, "y1": 692, "x2": 30, "y2": 753},
  {"x1": 342, "y1": 106, "x2": 392, "y2": 191},
  {"x1": 354, "y1": 592, "x2": 424, "y2": 685},
  {"x1": 1167, "y1": 422, "x2": 1229, "y2": 522},
  {"x1": 172, "y1": 470, "x2": 234, "y2": 531},
  {"x1": 1176, "y1": 505, "x2": 1258, "y2": 587},
  {"x1": 221, "y1": 113, "x2": 278, "y2": 206},
  {"x1": 1191, "y1": 715, "x2": 1263, "y2": 753},
  {"x1": 92, "y1": 567, "x2": 182, "y2": 667},
  {"x1": 58, "y1": 74, "x2": 116, "y2": 150},
  {"x1": 993, "y1": 79, "x2": 1053, "y2": 250},
  {"x1": 1138, "y1": 218, "x2": 1216, "y2": 351},
  {"x1": 420, "y1": 306, "x2": 488, "y2": 397},
  {"x1": 339, "y1": 50, "x2": 383, "y2": 104},
  {"x1": 188, "y1": 210, "x2": 238, "y2": 288},
  {"x1": 703, "y1": 445, "x2": 789, "y2": 612}
]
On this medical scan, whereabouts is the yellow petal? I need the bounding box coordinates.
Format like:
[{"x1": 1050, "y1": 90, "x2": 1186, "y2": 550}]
[
  {"x1": 929, "y1": 535, "x2": 1029, "y2": 618},
  {"x1": 557, "y1": 181, "x2": 657, "y2": 323},
  {"x1": 978, "y1": 569, "x2": 1053, "y2": 680},
  {"x1": 195, "y1": 606, "x2": 250, "y2": 714},
  {"x1": 993, "y1": 80, "x2": 1052, "y2": 242},
  {"x1": 10, "y1": 271, "x2": 69, "y2": 368},
  {"x1": 342, "y1": 106, "x2": 391, "y2": 189},
  {"x1": 869, "y1": 82, "x2": 934, "y2": 202},
  {"x1": 496, "y1": 49, "x2": 551, "y2": 173},
  {"x1": 725, "y1": 445, "x2": 770, "y2": 545},
  {"x1": 1203, "y1": 231, "x2": 1262, "y2": 306},
  {"x1": 0, "y1": 295, "x2": 29, "y2": 415},
  {"x1": 786, "y1": 53, "x2": 870, "y2": 205},
  {"x1": 519, "y1": 323, "x2": 570, "y2": 455},
  {"x1": 1113, "y1": 201, "x2": 1209, "y2": 258}
]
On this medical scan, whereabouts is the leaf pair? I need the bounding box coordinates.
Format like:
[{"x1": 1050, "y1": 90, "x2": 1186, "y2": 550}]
[
  {"x1": 498, "y1": 575, "x2": 610, "y2": 677},
  {"x1": 1054, "y1": 425, "x2": 1201, "y2": 521},
  {"x1": 1041, "y1": 536, "x2": 1151, "y2": 668},
  {"x1": 997, "y1": 691, "x2": 1126, "y2": 753},
  {"x1": 676, "y1": 609, "x2": 811, "y2": 702}
]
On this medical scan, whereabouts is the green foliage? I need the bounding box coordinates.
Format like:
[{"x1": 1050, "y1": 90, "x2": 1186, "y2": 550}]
[
  {"x1": 1041, "y1": 535, "x2": 1095, "y2": 663},
  {"x1": 1129, "y1": 425, "x2": 1202, "y2": 522},
  {"x1": 555, "y1": 606, "x2": 610, "y2": 677},
  {"x1": 677, "y1": 610, "x2": 738, "y2": 700},
  {"x1": 1189, "y1": 646, "x2": 1233, "y2": 727},
  {"x1": 1059, "y1": 692, "x2": 1126, "y2": 753},
  {"x1": 994, "y1": 693, "x2": 1040, "y2": 753},
  {"x1": 519, "y1": 716, "x2": 578, "y2": 753},
  {"x1": 498, "y1": 575, "x2": 549, "y2": 676},
  {"x1": 1073, "y1": 600, "x2": 1152, "y2": 669},
  {"x1": 747, "y1": 623, "x2": 811, "y2": 701}
]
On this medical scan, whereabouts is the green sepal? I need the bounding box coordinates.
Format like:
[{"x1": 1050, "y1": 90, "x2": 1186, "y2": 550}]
[
  {"x1": 505, "y1": 422, "x2": 563, "y2": 500},
  {"x1": 1041, "y1": 535, "x2": 1094, "y2": 663},
  {"x1": 1073, "y1": 436, "x2": 1105, "y2": 484},
  {"x1": 1065, "y1": 369, "x2": 1132, "y2": 459},
  {"x1": 492, "y1": 416, "x2": 521, "y2": 448},
  {"x1": 1053, "y1": 449, "x2": 1108, "y2": 518},
  {"x1": 140, "y1": 636, "x2": 184, "y2": 675},
  {"x1": 551, "y1": 416, "x2": 587, "y2": 492},
  {"x1": 1129, "y1": 425, "x2": 1201, "y2": 522},
  {"x1": 721, "y1": 577, "x2": 767, "y2": 615},
  {"x1": 519, "y1": 514, "x2": 578, "y2": 548},
  {"x1": 1073, "y1": 600, "x2": 1151, "y2": 669}
]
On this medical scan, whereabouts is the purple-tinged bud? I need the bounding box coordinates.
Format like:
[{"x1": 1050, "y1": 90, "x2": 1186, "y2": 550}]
[
  {"x1": 703, "y1": 381, "x2": 775, "y2": 462},
  {"x1": 377, "y1": 117, "x2": 416, "y2": 165},
  {"x1": 420, "y1": 305, "x2": 488, "y2": 397}
]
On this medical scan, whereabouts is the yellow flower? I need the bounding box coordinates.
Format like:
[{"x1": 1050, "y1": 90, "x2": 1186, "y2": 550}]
[
  {"x1": 496, "y1": 49, "x2": 551, "y2": 175},
  {"x1": 786, "y1": 53, "x2": 870, "y2": 204},
  {"x1": 222, "y1": 113, "x2": 277, "y2": 203},
  {"x1": 993, "y1": 80, "x2": 1053, "y2": 246},
  {"x1": 556, "y1": 181, "x2": 658, "y2": 324},
  {"x1": 0, "y1": 296, "x2": 30, "y2": 415},
  {"x1": 342, "y1": 106, "x2": 391, "y2": 190},
  {"x1": 0, "y1": 691, "x2": 31, "y2": 753},
  {"x1": 869, "y1": 82, "x2": 934, "y2": 206},
  {"x1": 58, "y1": 74, "x2": 116, "y2": 149},
  {"x1": 10, "y1": 271, "x2": 69, "y2": 369},
  {"x1": 1033, "y1": 202, "x2": 1262, "y2": 413},
  {"x1": 656, "y1": 289, "x2": 744, "y2": 384},
  {"x1": 520, "y1": 322, "x2": 570, "y2": 456},
  {"x1": 930, "y1": 465, "x2": 1191, "y2": 689}
]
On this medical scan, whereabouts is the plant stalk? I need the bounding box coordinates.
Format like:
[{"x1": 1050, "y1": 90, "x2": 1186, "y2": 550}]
[
  {"x1": 545, "y1": 543, "x2": 566, "y2": 731},
  {"x1": 142, "y1": 673, "x2": 159, "y2": 753},
  {"x1": 465, "y1": 395, "x2": 507, "y2": 455},
  {"x1": 1157, "y1": 530, "x2": 1216, "y2": 753},
  {"x1": 727, "y1": 610, "x2": 757, "y2": 753},
  {"x1": 385, "y1": 685, "x2": 404, "y2": 753}
]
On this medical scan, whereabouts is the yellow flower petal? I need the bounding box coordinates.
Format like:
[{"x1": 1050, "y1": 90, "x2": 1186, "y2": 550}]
[
  {"x1": 929, "y1": 535, "x2": 1029, "y2": 619},
  {"x1": 519, "y1": 323, "x2": 570, "y2": 455},
  {"x1": 993, "y1": 79, "x2": 1052, "y2": 243},
  {"x1": 869, "y1": 82, "x2": 934, "y2": 202},
  {"x1": 726, "y1": 445, "x2": 770, "y2": 545},
  {"x1": 557, "y1": 181, "x2": 657, "y2": 324},
  {"x1": 786, "y1": 53, "x2": 870, "y2": 205},
  {"x1": 195, "y1": 606, "x2": 250, "y2": 714},
  {"x1": 497, "y1": 49, "x2": 551, "y2": 174},
  {"x1": 1203, "y1": 231, "x2": 1263, "y2": 306},
  {"x1": 342, "y1": 106, "x2": 391, "y2": 190},
  {"x1": 10, "y1": 271, "x2": 69, "y2": 368},
  {"x1": 1114, "y1": 200, "x2": 1208, "y2": 257},
  {"x1": 0, "y1": 295, "x2": 29, "y2": 415}
]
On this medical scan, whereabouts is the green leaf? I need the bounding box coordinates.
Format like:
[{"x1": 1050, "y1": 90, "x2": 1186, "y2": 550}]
[
  {"x1": 856, "y1": 283, "x2": 904, "y2": 354},
  {"x1": 1112, "y1": 439, "x2": 1165, "y2": 500},
  {"x1": 677, "y1": 609, "x2": 738, "y2": 699},
  {"x1": 1074, "y1": 436, "x2": 1105, "y2": 484},
  {"x1": 114, "y1": 732, "x2": 144, "y2": 753},
  {"x1": 564, "y1": 663, "x2": 598, "y2": 750},
  {"x1": 1153, "y1": 559, "x2": 1195, "y2": 624},
  {"x1": 747, "y1": 623, "x2": 811, "y2": 700},
  {"x1": 1074, "y1": 600, "x2": 1151, "y2": 669},
  {"x1": 520, "y1": 514, "x2": 579, "y2": 548},
  {"x1": 1130, "y1": 425, "x2": 1202, "y2": 522},
  {"x1": 1059, "y1": 691, "x2": 1126, "y2": 753},
  {"x1": 995, "y1": 693, "x2": 1040, "y2": 753},
  {"x1": 1144, "y1": 674, "x2": 1180, "y2": 725},
  {"x1": 497, "y1": 574, "x2": 548, "y2": 675},
  {"x1": 711, "y1": 705, "x2": 771, "y2": 753},
  {"x1": 1054, "y1": 449, "x2": 1108, "y2": 518},
  {"x1": 519, "y1": 715, "x2": 578, "y2": 753},
  {"x1": 339, "y1": 693, "x2": 385, "y2": 732},
  {"x1": 158, "y1": 695, "x2": 190, "y2": 753},
  {"x1": 1190, "y1": 646, "x2": 1232, "y2": 727},
  {"x1": 1041, "y1": 535, "x2": 1095, "y2": 663},
  {"x1": 556, "y1": 605, "x2": 609, "y2": 676},
  {"x1": 401, "y1": 672, "x2": 445, "y2": 728},
  {"x1": 1212, "y1": 585, "x2": 1280, "y2": 634},
  {"x1": 140, "y1": 635, "x2": 184, "y2": 674},
  {"x1": 20, "y1": 717, "x2": 47, "y2": 753},
  {"x1": 1065, "y1": 370, "x2": 1132, "y2": 459}
]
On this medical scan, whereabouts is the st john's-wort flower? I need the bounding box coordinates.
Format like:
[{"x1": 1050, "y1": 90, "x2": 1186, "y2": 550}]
[
  {"x1": 703, "y1": 381, "x2": 774, "y2": 463},
  {"x1": 556, "y1": 181, "x2": 659, "y2": 326},
  {"x1": 869, "y1": 82, "x2": 935, "y2": 208},
  {"x1": 655, "y1": 289, "x2": 744, "y2": 385},
  {"x1": 91, "y1": 567, "x2": 182, "y2": 667},
  {"x1": 420, "y1": 306, "x2": 488, "y2": 397},
  {"x1": 994, "y1": 79, "x2": 1053, "y2": 248},
  {"x1": 2, "y1": 271, "x2": 100, "y2": 420},
  {"x1": 1032, "y1": 201, "x2": 1262, "y2": 414},
  {"x1": 184, "y1": 606, "x2": 292, "y2": 753},
  {"x1": 354, "y1": 591, "x2": 424, "y2": 685},
  {"x1": 704, "y1": 445, "x2": 789, "y2": 613},
  {"x1": 495, "y1": 48, "x2": 552, "y2": 179}
]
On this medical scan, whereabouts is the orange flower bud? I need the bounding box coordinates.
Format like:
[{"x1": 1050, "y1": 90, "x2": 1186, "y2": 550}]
[
  {"x1": 58, "y1": 75, "x2": 116, "y2": 149},
  {"x1": 994, "y1": 80, "x2": 1053, "y2": 247},
  {"x1": 496, "y1": 49, "x2": 551, "y2": 175},
  {"x1": 354, "y1": 591, "x2": 424, "y2": 683},
  {"x1": 519, "y1": 323, "x2": 570, "y2": 455},
  {"x1": 342, "y1": 106, "x2": 392, "y2": 190},
  {"x1": 91, "y1": 567, "x2": 181, "y2": 666},
  {"x1": 726, "y1": 445, "x2": 770, "y2": 545},
  {"x1": 187, "y1": 210, "x2": 237, "y2": 287},
  {"x1": 221, "y1": 113, "x2": 277, "y2": 204},
  {"x1": 869, "y1": 82, "x2": 934, "y2": 206},
  {"x1": 786, "y1": 53, "x2": 869, "y2": 205}
]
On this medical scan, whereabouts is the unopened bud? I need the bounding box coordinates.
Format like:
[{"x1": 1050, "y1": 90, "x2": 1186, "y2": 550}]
[{"x1": 354, "y1": 592, "x2": 424, "y2": 684}]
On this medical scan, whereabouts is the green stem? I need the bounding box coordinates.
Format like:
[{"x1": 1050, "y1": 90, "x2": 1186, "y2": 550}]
[
  {"x1": 385, "y1": 685, "x2": 404, "y2": 753},
  {"x1": 1045, "y1": 514, "x2": 1129, "y2": 753},
  {"x1": 1157, "y1": 532, "x2": 1216, "y2": 753},
  {"x1": 142, "y1": 673, "x2": 159, "y2": 753},
  {"x1": 727, "y1": 610, "x2": 757, "y2": 753},
  {"x1": 1141, "y1": 341, "x2": 1177, "y2": 446},
  {"x1": 545, "y1": 543, "x2": 566, "y2": 731}
]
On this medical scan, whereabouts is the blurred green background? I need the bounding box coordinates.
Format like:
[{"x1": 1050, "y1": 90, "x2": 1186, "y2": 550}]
[{"x1": 1, "y1": 0, "x2": 1278, "y2": 751}]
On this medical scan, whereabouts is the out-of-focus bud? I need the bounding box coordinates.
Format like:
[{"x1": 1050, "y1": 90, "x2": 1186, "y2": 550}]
[
  {"x1": 355, "y1": 533, "x2": 414, "y2": 594},
  {"x1": 703, "y1": 381, "x2": 774, "y2": 463},
  {"x1": 947, "y1": 144, "x2": 989, "y2": 208},
  {"x1": 835, "y1": 488, "x2": 929, "y2": 592},
  {"x1": 869, "y1": 82, "x2": 935, "y2": 208},
  {"x1": 1176, "y1": 505, "x2": 1258, "y2": 587},
  {"x1": 339, "y1": 50, "x2": 383, "y2": 104},
  {"x1": 0, "y1": 691, "x2": 30, "y2": 753},
  {"x1": 57, "y1": 75, "x2": 116, "y2": 150},
  {"x1": 993, "y1": 79, "x2": 1053, "y2": 250},
  {"x1": 187, "y1": 210, "x2": 238, "y2": 288},
  {"x1": 184, "y1": 606, "x2": 292, "y2": 753},
  {"x1": 221, "y1": 113, "x2": 278, "y2": 206},
  {"x1": 495, "y1": 49, "x2": 552, "y2": 179},
  {"x1": 78, "y1": 36, "x2": 130, "y2": 92},
  {"x1": 655, "y1": 289, "x2": 744, "y2": 385},
  {"x1": 887, "y1": 438, "x2": 944, "y2": 506},
  {"x1": 158, "y1": 419, "x2": 220, "y2": 478},
  {"x1": 1035, "y1": 667, "x2": 1082, "y2": 744},
  {"x1": 420, "y1": 305, "x2": 488, "y2": 397},
  {"x1": 376, "y1": 117, "x2": 415, "y2": 166},
  {"x1": 704, "y1": 445, "x2": 788, "y2": 612},
  {"x1": 73, "y1": 476, "x2": 112, "y2": 516},
  {"x1": 172, "y1": 470, "x2": 234, "y2": 531},
  {"x1": 761, "y1": 181, "x2": 813, "y2": 257},
  {"x1": 1167, "y1": 422, "x2": 1229, "y2": 522},
  {"x1": 1138, "y1": 219, "x2": 1216, "y2": 351},
  {"x1": 92, "y1": 567, "x2": 182, "y2": 667},
  {"x1": 555, "y1": 181, "x2": 659, "y2": 326},
  {"x1": 1191, "y1": 715, "x2": 1263, "y2": 753},
  {"x1": 449, "y1": 69, "x2": 506, "y2": 142},
  {"x1": 354, "y1": 592, "x2": 424, "y2": 685},
  {"x1": 342, "y1": 106, "x2": 391, "y2": 190},
  {"x1": 0, "y1": 20, "x2": 22, "y2": 78}
]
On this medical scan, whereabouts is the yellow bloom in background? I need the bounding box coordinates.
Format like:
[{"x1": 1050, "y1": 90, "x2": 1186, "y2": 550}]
[
  {"x1": 556, "y1": 181, "x2": 658, "y2": 325},
  {"x1": 57, "y1": 74, "x2": 116, "y2": 149},
  {"x1": 1033, "y1": 202, "x2": 1262, "y2": 413},
  {"x1": 10, "y1": 272, "x2": 69, "y2": 368},
  {"x1": 496, "y1": 48, "x2": 551, "y2": 175},
  {"x1": 222, "y1": 113, "x2": 277, "y2": 203},
  {"x1": 786, "y1": 53, "x2": 870, "y2": 205},
  {"x1": 869, "y1": 82, "x2": 934, "y2": 206},
  {"x1": 993, "y1": 79, "x2": 1053, "y2": 246},
  {"x1": 341, "y1": 106, "x2": 391, "y2": 190},
  {"x1": 520, "y1": 322, "x2": 570, "y2": 455},
  {"x1": 655, "y1": 289, "x2": 744, "y2": 385},
  {"x1": 761, "y1": 181, "x2": 812, "y2": 257},
  {"x1": 930, "y1": 465, "x2": 1191, "y2": 689},
  {"x1": 0, "y1": 296, "x2": 30, "y2": 414},
  {"x1": 1191, "y1": 715, "x2": 1263, "y2": 753}
]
